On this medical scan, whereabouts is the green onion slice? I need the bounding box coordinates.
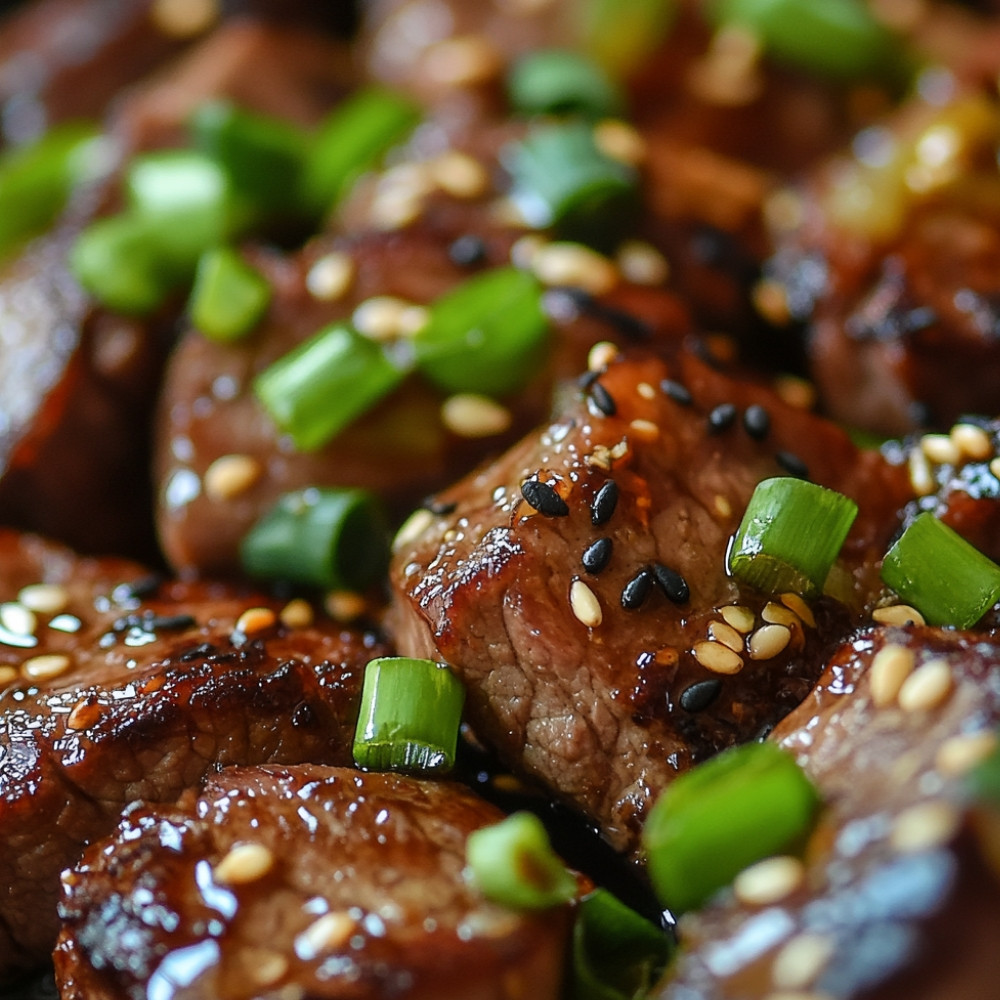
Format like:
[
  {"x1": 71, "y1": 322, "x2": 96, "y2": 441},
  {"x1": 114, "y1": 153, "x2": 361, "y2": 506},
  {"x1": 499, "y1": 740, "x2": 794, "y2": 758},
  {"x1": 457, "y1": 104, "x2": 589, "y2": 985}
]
[
  {"x1": 240, "y1": 486, "x2": 389, "y2": 590},
  {"x1": 728, "y1": 477, "x2": 858, "y2": 598},
  {"x1": 508, "y1": 121, "x2": 638, "y2": 250},
  {"x1": 710, "y1": 0, "x2": 903, "y2": 82},
  {"x1": 506, "y1": 49, "x2": 624, "y2": 120},
  {"x1": 254, "y1": 323, "x2": 408, "y2": 451},
  {"x1": 642, "y1": 741, "x2": 819, "y2": 914},
  {"x1": 412, "y1": 266, "x2": 548, "y2": 397},
  {"x1": 0, "y1": 121, "x2": 102, "y2": 261},
  {"x1": 881, "y1": 512, "x2": 1000, "y2": 629},
  {"x1": 352, "y1": 656, "x2": 465, "y2": 773},
  {"x1": 189, "y1": 246, "x2": 271, "y2": 342},
  {"x1": 572, "y1": 889, "x2": 670, "y2": 1000},
  {"x1": 465, "y1": 811, "x2": 577, "y2": 910},
  {"x1": 302, "y1": 86, "x2": 421, "y2": 215}
]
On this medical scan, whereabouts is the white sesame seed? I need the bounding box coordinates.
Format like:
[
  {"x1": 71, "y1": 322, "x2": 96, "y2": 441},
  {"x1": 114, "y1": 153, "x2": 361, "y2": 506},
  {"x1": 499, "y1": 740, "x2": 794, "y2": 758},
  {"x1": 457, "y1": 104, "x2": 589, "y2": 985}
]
[
  {"x1": 693, "y1": 640, "x2": 744, "y2": 675},
  {"x1": 714, "y1": 494, "x2": 732, "y2": 519},
  {"x1": 150, "y1": 0, "x2": 218, "y2": 37},
  {"x1": 990, "y1": 456, "x2": 1000, "y2": 482},
  {"x1": 279, "y1": 598, "x2": 314, "y2": 629},
  {"x1": 233, "y1": 607, "x2": 277, "y2": 638},
  {"x1": 871, "y1": 604, "x2": 926, "y2": 627},
  {"x1": 897, "y1": 657, "x2": 953, "y2": 712},
  {"x1": 907, "y1": 447, "x2": 935, "y2": 496},
  {"x1": 370, "y1": 187, "x2": 424, "y2": 229},
  {"x1": 353, "y1": 295, "x2": 419, "y2": 341},
  {"x1": 950, "y1": 422, "x2": 993, "y2": 461},
  {"x1": 17, "y1": 584, "x2": 69, "y2": 615},
  {"x1": 214, "y1": 842, "x2": 275, "y2": 885},
  {"x1": 532, "y1": 242, "x2": 618, "y2": 296},
  {"x1": 748, "y1": 623, "x2": 792, "y2": 660},
  {"x1": 67, "y1": 698, "x2": 103, "y2": 731},
  {"x1": 732, "y1": 855, "x2": 804, "y2": 906},
  {"x1": 616, "y1": 240, "x2": 668, "y2": 285},
  {"x1": 720, "y1": 605, "x2": 755, "y2": 633},
  {"x1": 762, "y1": 602, "x2": 798, "y2": 628},
  {"x1": 935, "y1": 731, "x2": 998, "y2": 776},
  {"x1": 593, "y1": 119, "x2": 647, "y2": 166},
  {"x1": 296, "y1": 911, "x2": 357, "y2": 958},
  {"x1": 250, "y1": 950, "x2": 288, "y2": 986},
  {"x1": 771, "y1": 933, "x2": 835, "y2": 991},
  {"x1": 0, "y1": 602, "x2": 36, "y2": 637},
  {"x1": 510, "y1": 233, "x2": 548, "y2": 271},
  {"x1": 780, "y1": 593, "x2": 815, "y2": 628},
  {"x1": 423, "y1": 35, "x2": 503, "y2": 87},
  {"x1": 890, "y1": 800, "x2": 960, "y2": 852},
  {"x1": 0, "y1": 665, "x2": 19, "y2": 687},
  {"x1": 708, "y1": 620, "x2": 745, "y2": 652},
  {"x1": 393, "y1": 508, "x2": 436, "y2": 553},
  {"x1": 21, "y1": 653, "x2": 71, "y2": 681},
  {"x1": 587, "y1": 341, "x2": 619, "y2": 372},
  {"x1": 203, "y1": 454, "x2": 261, "y2": 501},
  {"x1": 428, "y1": 151, "x2": 489, "y2": 199},
  {"x1": 305, "y1": 252, "x2": 354, "y2": 301},
  {"x1": 636, "y1": 381, "x2": 656, "y2": 400},
  {"x1": 441, "y1": 394, "x2": 513, "y2": 438},
  {"x1": 869, "y1": 643, "x2": 915, "y2": 708},
  {"x1": 629, "y1": 419, "x2": 660, "y2": 441},
  {"x1": 753, "y1": 279, "x2": 791, "y2": 326},
  {"x1": 921, "y1": 433, "x2": 960, "y2": 466},
  {"x1": 570, "y1": 579, "x2": 602, "y2": 628},
  {"x1": 325, "y1": 590, "x2": 368, "y2": 623}
]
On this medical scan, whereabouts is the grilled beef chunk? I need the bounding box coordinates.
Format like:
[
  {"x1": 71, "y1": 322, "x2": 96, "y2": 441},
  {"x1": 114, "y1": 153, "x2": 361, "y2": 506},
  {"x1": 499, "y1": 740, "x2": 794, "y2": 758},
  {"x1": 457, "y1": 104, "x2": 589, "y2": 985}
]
[
  {"x1": 658, "y1": 625, "x2": 1000, "y2": 999},
  {"x1": 54, "y1": 764, "x2": 574, "y2": 1000},
  {"x1": 389, "y1": 349, "x2": 914, "y2": 852},
  {"x1": 0, "y1": 528, "x2": 389, "y2": 979},
  {"x1": 765, "y1": 88, "x2": 1000, "y2": 435}
]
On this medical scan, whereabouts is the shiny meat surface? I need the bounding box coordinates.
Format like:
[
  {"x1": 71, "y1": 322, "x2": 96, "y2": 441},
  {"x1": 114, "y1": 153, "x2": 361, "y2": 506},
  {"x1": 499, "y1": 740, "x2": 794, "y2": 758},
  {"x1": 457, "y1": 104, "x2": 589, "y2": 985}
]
[
  {"x1": 389, "y1": 349, "x2": 914, "y2": 851},
  {"x1": 659, "y1": 625, "x2": 1000, "y2": 999},
  {"x1": 54, "y1": 764, "x2": 573, "y2": 1000},
  {"x1": 0, "y1": 528, "x2": 388, "y2": 978}
]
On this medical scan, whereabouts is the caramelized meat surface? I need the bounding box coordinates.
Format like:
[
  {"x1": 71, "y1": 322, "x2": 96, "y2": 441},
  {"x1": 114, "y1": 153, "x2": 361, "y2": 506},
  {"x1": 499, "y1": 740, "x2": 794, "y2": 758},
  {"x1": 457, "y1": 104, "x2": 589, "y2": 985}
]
[
  {"x1": 389, "y1": 349, "x2": 914, "y2": 851},
  {"x1": 54, "y1": 764, "x2": 573, "y2": 1000},
  {"x1": 659, "y1": 625, "x2": 1000, "y2": 998},
  {"x1": 0, "y1": 529, "x2": 388, "y2": 978}
]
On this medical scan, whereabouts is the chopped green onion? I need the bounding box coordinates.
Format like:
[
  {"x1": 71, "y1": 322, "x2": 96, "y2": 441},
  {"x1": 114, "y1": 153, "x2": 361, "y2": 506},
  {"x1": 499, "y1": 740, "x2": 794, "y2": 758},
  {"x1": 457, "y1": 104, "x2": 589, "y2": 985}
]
[
  {"x1": 571, "y1": 889, "x2": 669, "y2": 1000},
  {"x1": 0, "y1": 121, "x2": 102, "y2": 260},
  {"x1": 506, "y1": 50, "x2": 624, "y2": 120},
  {"x1": 509, "y1": 121, "x2": 638, "y2": 250},
  {"x1": 301, "y1": 86, "x2": 421, "y2": 215},
  {"x1": 190, "y1": 100, "x2": 310, "y2": 220},
  {"x1": 642, "y1": 741, "x2": 820, "y2": 914},
  {"x1": 411, "y1": 267, "x2": 548, "y2": 397},
  {"x1": 466, "y1": 811, "x2": 577, "y2": 910},
  {"x1": 253, "y1": 323, "x2": 407, "y2": 451},
  {"x1": 240, "y1": 486, "x2": 389, "y2": 590},
  {"x1": 573, "y1": 0, "x2": 678, "y2": 79},
  {"x1": 881, "y1": 512, "x2": 1000, "y2": 629},
  {"x1": 352, "y1": 656, "x2": 465, "y2": 773},
  {"x1": 728, "y1": 477, "x2": 858, "y2": 598},
  {"x1": 710, "y1": 0, "x2": 902, "y2": 81},
  {"x1": 189, "y1": 246, "x2": 271, "y2": 342}
]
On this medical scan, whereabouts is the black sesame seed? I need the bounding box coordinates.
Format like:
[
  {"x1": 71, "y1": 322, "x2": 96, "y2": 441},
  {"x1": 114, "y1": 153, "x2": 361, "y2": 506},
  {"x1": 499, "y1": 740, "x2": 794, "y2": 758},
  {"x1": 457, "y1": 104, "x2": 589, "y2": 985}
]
[
  {"x1": 621, "y1": 568, "x2": 653, "y2": 609},
  {"x1": 591, "y1": 480, "x2": 619, "y2": 526},
  {"x1": 707, "y1": 403, "x2": 737, "y2": 433},
  {"x1": 588, "y1": 381, "x2": 617, "y2": 417},
  {"x1": 521, "y1": 479, "x2": 569, "y2": 517},
  {"x1": 775, "y1": 450, "x2": 809, "y2": 479},
  {"x1": 661, "y1": 379, "x2": 692, "y2": 406},
  {"x1": 423, "y1": 497, "x2": 457, "y2": 517},
  {"x1": 179, "y1": 642, "x2": 220, "y2": 662},
  {"x1": 651, "y1": 562, "x2": 690, "y2": 604},
  {"x1": 577, "y1": 369, "x2": 602, "y2": 390},
  {"x1": 680, "y1": 678, "x2": 722, "y2": 712},
  {"x1": 112, "y1": 574, "x2": 162, "y2": 604},
  {"x1": 582, "y1": 537, "x2": 613, "y2": 574},
  {"x1": 111, "y1": 611, "x2": 197, "y2": 634},
  {"x1": 743, "y1": 404, "x2": 771, "y2": 440},
  {"x1": 448, "y1": 234, "x2": 487, "y2": 268},
  {"x1": 556, "y1": 287, "x2": 652, "y2": 340}
]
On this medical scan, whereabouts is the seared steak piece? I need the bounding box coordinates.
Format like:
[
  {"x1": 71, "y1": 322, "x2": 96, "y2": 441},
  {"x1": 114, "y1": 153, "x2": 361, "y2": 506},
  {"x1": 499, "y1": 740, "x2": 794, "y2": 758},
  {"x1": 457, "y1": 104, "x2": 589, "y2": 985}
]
[
  {"x1": 54, "y1": 764, "x2": 575, "y2": 1000},
  {"x1": 389, "y1": 348, "x2": 914, "y2": 853},
  {"x1": 658, "y1": 625, "x2": 1000, "y2": 999},
  {"x1": 0, "y1": 528, "x2": 389, "y2": 979}
]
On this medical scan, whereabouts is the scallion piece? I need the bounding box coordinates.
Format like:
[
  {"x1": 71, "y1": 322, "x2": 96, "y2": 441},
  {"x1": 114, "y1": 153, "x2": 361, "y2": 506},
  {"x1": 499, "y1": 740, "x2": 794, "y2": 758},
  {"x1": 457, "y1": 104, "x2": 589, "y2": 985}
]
[
  {"x1": 465, "y1": 811, "x2": 577, "y2": 910},
  {"x1": 0, "y1": 121, "x2": 101, "y2": 260},
  {"x1": 572, "y1": 889, "x2": 669, "y2": 1000},
  {"x1": 240, "y1": 486, "x2": 389, "y2": 590},
  {"x1": 412, "y1": 266, "x2": 548, "y2": 397},
  {"x1": 352, "y1": 656, "x2": 465, "y2": 773},
  {"x1": 301, "y1": 86, "x2": 421, "y2": 215},
  {"x1": 253, "y1": 323, "x2": 407, "y2": 451},
  {"x1": 641, "y1": 741, "x2": 819, "y2": 914},
  {"x1": 189, "y1": 246, "x2": 271, "y2": 342},
  {"x1": 506, "y1": 50, "x2": 624, "y2": 120},
  {"x1": 508, "y1": 121, "x2": 638, "y2": 250},
  {"x1": 881, "y1": 512, "x2": 1000, "y2": 629},
  {"x1": 728, "y1": 477, "x2": 858, "y2": 598},
  {"x1": 710, "y1": 0, "x2": 902, "y2": 81}
]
